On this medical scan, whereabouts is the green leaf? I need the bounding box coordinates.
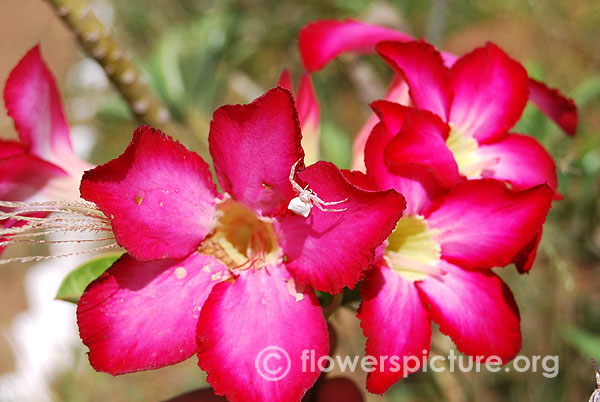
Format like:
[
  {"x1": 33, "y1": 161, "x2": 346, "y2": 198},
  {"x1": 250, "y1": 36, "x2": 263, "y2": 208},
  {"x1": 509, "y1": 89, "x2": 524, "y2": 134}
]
[
  {"x1": 573, "y1": 75, "x2": 600, "y2": 108},
  {"x1": 562, "y1": 326, "x2": 600, "y2": 360},
  {"x1": 55, "y1": 253, "x2": 123, "y2": 303}
]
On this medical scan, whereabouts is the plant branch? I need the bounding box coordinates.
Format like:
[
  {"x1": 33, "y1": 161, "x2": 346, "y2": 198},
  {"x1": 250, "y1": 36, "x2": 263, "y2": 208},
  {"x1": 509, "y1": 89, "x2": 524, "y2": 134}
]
[{"x1": 45, "y1": 0, "x2": 172, "y2": 129}]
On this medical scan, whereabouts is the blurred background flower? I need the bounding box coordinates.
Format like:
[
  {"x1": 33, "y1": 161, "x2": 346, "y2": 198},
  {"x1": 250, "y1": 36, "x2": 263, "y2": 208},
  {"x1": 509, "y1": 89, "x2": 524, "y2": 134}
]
[{"x1": 0, "y1": 0, "x2": 598, "y2": 401}]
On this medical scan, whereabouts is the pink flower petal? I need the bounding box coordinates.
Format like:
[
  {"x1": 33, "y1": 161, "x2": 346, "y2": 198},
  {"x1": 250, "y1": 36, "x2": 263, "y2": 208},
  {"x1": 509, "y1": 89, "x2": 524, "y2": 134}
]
[
  {"x1": 3, "y1": 45, "x2": 74, "y2": 166},
  {"x1": 416, "y1": 261, "x2": 521, "y2": 362},
  {"x1": 209, "y1": 87, "x2": 304, "y2": 217},
  {"x1": 341, "y1": 169, "x2": 379, "y2": 191},
  {"x1": 358, "y1": 264, "x2": 431, "y2": 393},
  {"x1": 0, "y1": 140, "x2": 27, "y2": 158},
  {"x1": 0, "y1": 152, "x2": 67, "y2": 201},
  {"x1": 277, "y1": 69, "x2": 293, "y2": 92},
  {"x1": 298, "y1": 19, "x2": 412, "y2": 73},
  {"x1": 276, "y1": 161, "x2": 404, "y2": 293},
  {"x1": 77, "y1": 253, "x2": 228, "y2": 375},
  {"x1": 477, "y1": 133, "x2": 558, "y2": 194},
  {"x1": 448, "y1": 43, "x2": 529, "y2": 144},
  {"x1": 80, "y1": 126, "x2": 218, "y2": 260},
  {"x1": 297, "y1": 74, "x2": 320, "y2": 164},
  {"x1": 376, "y1": 41, "x2": 451, "y2": 121},
  {"x1": 365, "y1": 123, "x2": 444, "y2": 216},
  {"x1": 513, "y1": 230, "x2": 542, "y2": 274},
  {"x1": 352, "y1": 76, "x2": 410, "y2": 171},
  {"x1": 197, "y1": 266, "x2": 328, "y2": 402},
  {"x1": 426, "y1": 180, "x2": 553, "y2": 270},
  {"x1": 296, "y1": 74, "x2": 320, "y2": 132},
  {"x1": 370, "y1": 99, "x2": 412, "y2": 135},
  {"x1": 384, "y1": 108, "x2": 459, "y2": 189},
  {"x1": 529, "y1": 78, "x2": 577, "y2": 136}
]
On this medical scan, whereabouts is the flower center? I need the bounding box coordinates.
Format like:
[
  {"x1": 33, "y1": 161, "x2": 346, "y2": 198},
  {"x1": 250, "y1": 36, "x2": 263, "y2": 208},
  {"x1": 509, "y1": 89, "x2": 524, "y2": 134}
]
[
  {"x1": 384, "y1": 215, "x2": 442, "y2": 281},
  {"x1": 446, "y1": 128, "x2": 481, "y2": 177},
  {"x1": 446, "y1": 128, "x2": 500, "y2": 178},
  {"x1": 198, "y1": 199, "x2": 280, "y2": 270}
]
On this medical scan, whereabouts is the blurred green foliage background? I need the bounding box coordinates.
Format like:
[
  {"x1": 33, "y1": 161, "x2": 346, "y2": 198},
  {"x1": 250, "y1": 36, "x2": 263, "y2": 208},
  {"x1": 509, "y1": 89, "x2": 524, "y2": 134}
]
[{"x1": 0, "y1": 0, "x2": 599, "y2": 401}]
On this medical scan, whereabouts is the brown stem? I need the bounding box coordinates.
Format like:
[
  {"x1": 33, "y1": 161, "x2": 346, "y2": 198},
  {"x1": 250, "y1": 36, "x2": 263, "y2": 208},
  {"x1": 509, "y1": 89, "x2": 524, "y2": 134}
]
[{"x1": 45, "y1": 0, "x2": 171, "y2": 129}]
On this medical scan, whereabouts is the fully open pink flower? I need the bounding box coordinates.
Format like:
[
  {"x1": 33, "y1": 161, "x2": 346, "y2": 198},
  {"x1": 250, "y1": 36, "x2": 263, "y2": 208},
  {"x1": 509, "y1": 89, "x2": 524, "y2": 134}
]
[
  {"x1": 354, "y1": 111, "x2": 554, "y2": 393},
  {"x1": 1, "y1": 45, "x2": 92, "y2": 252},
  {"x1": 368, "y1": 40, "x2": 562, "y2": 272},
  {"x1": 76, "y1": 87, "x2": 404, "y2": 402}
]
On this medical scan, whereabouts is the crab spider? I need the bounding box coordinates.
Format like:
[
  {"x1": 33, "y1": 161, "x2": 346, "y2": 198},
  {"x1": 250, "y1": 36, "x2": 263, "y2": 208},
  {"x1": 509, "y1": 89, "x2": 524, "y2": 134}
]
[{"x1": 287, "y1": 159, "x2": 348, "y2": 217}]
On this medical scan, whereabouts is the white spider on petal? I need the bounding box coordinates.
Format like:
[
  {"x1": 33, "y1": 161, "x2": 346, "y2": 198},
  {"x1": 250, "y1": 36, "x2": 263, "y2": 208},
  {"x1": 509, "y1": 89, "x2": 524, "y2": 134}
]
[{"x1": 287, "y1": 159, "x2": 348, "y2": 217}]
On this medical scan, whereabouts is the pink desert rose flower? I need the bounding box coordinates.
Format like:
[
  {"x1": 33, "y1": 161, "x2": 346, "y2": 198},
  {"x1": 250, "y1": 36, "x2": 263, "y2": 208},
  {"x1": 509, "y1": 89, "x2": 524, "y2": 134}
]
[
  {"x1": 351, "y1": 109, "x2": 554, "y2": 393},
  {"x1": 76, "y1": 87, "x2": 404, "y2": 402},
  {"x1": 1, "y1": 45, "x2": 92, "y2": 253},
  {"x1": 297, "y1": 19, "x2": 578, "y2": 170},
  {"x1": 370, "y1": 41, "x2": 562, "y2": 272}
]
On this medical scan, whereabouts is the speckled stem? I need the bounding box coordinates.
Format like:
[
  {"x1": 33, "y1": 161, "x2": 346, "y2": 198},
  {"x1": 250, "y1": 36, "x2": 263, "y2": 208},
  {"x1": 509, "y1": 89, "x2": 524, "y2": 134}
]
[{"x1": 45, "y1": 0, "x2": 171, "y2": 128}]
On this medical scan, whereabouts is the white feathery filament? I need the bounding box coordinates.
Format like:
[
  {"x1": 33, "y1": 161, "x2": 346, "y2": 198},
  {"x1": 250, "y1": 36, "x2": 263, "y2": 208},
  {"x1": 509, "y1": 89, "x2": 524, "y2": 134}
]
[{"x1": 0, "y1": 200, "x2": 119, "y2": 264}]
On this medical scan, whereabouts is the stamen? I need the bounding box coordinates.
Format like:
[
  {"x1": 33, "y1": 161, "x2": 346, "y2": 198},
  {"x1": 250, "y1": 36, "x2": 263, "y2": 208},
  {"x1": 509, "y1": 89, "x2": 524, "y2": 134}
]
[
  {"x1": 386, "y1": 253, "x2": 446, "y2": 278},
  {"x1": 460, "y1": 156, "x2": 501, "y2": 178},
  {"x1": 0, "y1": 200, "x2": 102, "y2": 210},
  {"x1": 0, "y1": 243, "x2": 120, "y2": 265},
  {"x1": 0, "y1": 237, "x2": 116, "y2": 248},
  {"x1": 0, "y1": 199, "x2": 118, "y2": 264}
]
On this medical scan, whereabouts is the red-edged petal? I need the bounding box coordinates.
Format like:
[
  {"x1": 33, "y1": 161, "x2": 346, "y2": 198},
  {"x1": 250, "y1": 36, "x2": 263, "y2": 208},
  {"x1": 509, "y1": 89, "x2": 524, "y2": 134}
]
[
  {"x1": 352, "y1": 76, "x2": 410, "y2": 171},
  {"x1": 376, "y1": 41, "x2": 451, "y2": 121},
  {"x1": 276, "y1": 161, "x2": 404, "y2": 293},
  {"x1": 80, "y1": 126, "x2": 218, "y2": 261},
  {"x1": 299, "y1": 19, "x2": 412, "y2": 73},
  {"x1": 277, "y1": 69, "x2": 293, "y2": 92},
  {"x1": 416, "y1": 261, "x2": 521, "y2": 362},
  {"x1": 77, "y1": 253, "x2": 228, "y2": 375},
  {"x1": 197, "y1": 266, "x2": 328, "y2": 402},
  {"x1": 448, "y1": 43, "x2": 529, "y2": 144},
  {"x1": 3, "y1": 45, "x2": 74, "y2": 165},
  {"x1": 529, "y1": 78, "x2": 578, "y2": 136},
  {"x1": 209, "y1": 87, "x2": 304, "y2": 217},
  {"x1": 477, "y1": 133, "x2": 558, "y2": 194},
  {"x1": 296, "y1": 74, "x2": 320, "y2": 131},
  {"x1": 358, "y1": 264, "x2": 431, "y2": 393},
  {"x1": 370, "y1": 99, "x2": 410, "y2": 135},
  {"x1": 0, "y1": 152, "x2": 67, "y2": 201},
  {"x1": 365, "y1": 123, "x2": 445, "y2": 216},
  {"x1": 384, "y1": 109, "x2": 459, "y2": 189},
  {"x1": 297, "y1": 74, "x2": 320, "y2": 164},
  {"x1": 426, "y1": 180, "x2": 553, "y2": 270},
  {"x1": 341, "y1": 169, "x2": 379, "y2": 191},
  {"x1": 513, "y1": 230, "x2": 542, "y2": 274}
]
